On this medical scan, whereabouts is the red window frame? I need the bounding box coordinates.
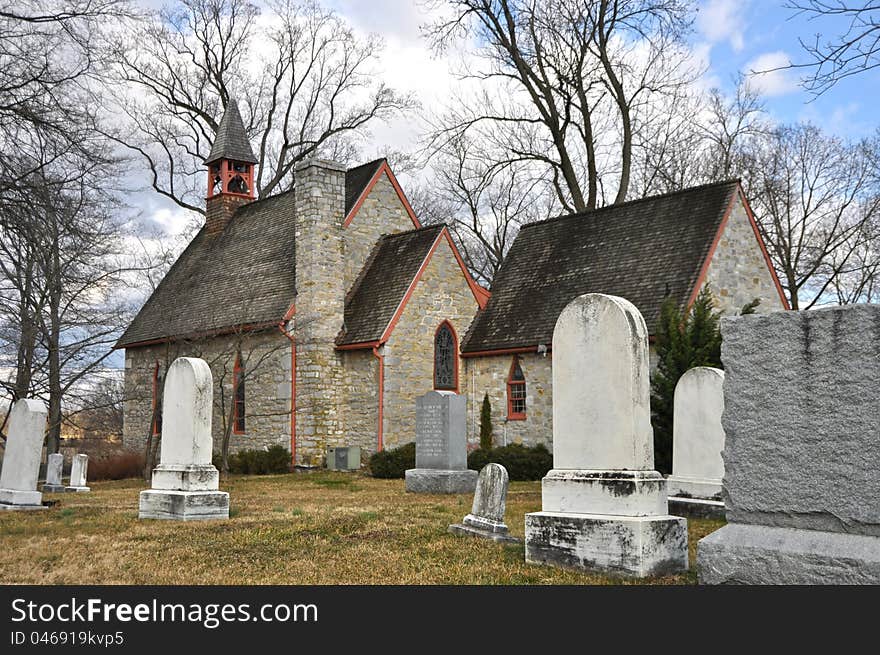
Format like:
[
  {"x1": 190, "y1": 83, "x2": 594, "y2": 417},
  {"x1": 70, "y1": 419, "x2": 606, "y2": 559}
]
[
  {"x1": 151, "y1": 362, "x2": 162, "y2": 436},
  {"x1": 433, "y1": 320, "x2": 459, "y2": 392},
  {"x1": 233, "y1": 353, "x2": 246, "y2": 434},
  {"x1": 507, "y1": 356, "x2": 526, "y2": 420}
]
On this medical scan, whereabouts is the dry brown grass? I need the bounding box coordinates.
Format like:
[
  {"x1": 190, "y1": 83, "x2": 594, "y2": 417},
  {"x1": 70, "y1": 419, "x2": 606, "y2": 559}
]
[{"x1": 0, "y1": 472, "x2": 724, "y2": 585}]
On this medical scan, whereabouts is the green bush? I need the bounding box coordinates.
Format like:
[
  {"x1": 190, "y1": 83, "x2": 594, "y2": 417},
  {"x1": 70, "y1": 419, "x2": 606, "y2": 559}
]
[
  {"x1": 368, "y1": 442, "x2": 416, "y2": 479},
  {"x1": 467, "y1": 443, "x2": 552, "y2": 481},
  {"x1": 479, "y1": 393, "x2": 493, "y2": 450},
  {"x1": 214, "y1": 445, "x2": 291, "y2": 474}
]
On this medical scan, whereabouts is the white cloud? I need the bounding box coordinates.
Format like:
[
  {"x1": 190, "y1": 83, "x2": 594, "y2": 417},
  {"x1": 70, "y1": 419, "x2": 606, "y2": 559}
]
[
  {"x1": 744, "y1": 51, "x2": 799, "y2": 97},
  {"x1": 696, "y1": 0, "x2": 748, "y2": 52}
]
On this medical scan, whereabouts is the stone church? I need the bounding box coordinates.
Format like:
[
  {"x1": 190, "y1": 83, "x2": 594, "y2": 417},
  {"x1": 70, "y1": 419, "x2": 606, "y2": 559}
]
[{"x1": 118, "y1": 101, "x2": 787, "y2": 466}]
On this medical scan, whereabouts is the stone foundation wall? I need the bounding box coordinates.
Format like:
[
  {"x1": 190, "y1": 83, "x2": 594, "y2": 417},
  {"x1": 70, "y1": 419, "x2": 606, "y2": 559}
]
[
  {"x1": 705, "y1": 196, "x2": 786, "y2": 313},
  {"x1": 381, "y1": 236, "x2": 479, "y2": 449},
  {"x1": 464, "y1": 353, "x2": 553, "y2": 448},
  {"x1": 343, "y1": 171, "x2": 415, "y2": 292},
  {"x1": 122, "y1": 330, "x2": 292, "y2": 457}
]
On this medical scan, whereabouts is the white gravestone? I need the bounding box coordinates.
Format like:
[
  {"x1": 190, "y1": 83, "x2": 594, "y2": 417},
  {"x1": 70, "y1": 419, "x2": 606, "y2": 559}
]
[
  {"x1": 0, "y1": 398, "x2": 48, "y2": 510},
  {"x1": 138, "y1": 357, "x2": 229, "y2": 520},
  {"x1": 404, "y1": 391, "x2": 478, "y2": 494},
  {"x1": 66, "y1": 454, "x2": 90, "y2": 493},
  {"x1": 43, "y1": 453, "x2": 66, "y2": 493},
  {"x1": 449, "y1": 463, "x2": 519, "y2": 543},
  {"x1": 525, "y1": 294, "x2": 688, "y2": 578},
  {"x1": 666, "y1": 367, "x2": 726, "y2": 517}
]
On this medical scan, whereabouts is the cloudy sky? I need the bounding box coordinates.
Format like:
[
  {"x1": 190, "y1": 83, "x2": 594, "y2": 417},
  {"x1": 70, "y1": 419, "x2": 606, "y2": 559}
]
[{"x1": 140, "y1": 0, "x2": 879, "y2": 237}]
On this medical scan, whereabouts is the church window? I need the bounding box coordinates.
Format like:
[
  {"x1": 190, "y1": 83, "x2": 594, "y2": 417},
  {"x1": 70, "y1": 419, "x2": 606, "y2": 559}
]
[
  {"x1": 233, "y1": 353, "x2": 246, "y2": 434},
  {"x1": 152, "y1": 362, "x2": 163, "y2": 435},
  {"x1": 507, "y1": 356, "x2": 526, "y2": 420},
  {"x1": 434, "y1": 321, "x2": 458, "y2": 391}
]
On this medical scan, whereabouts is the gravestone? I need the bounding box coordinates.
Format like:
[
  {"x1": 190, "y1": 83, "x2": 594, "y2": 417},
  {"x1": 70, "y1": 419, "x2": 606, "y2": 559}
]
[
  {"x1": 66, "y1": 454, "x2": 90, "y2": 493},
  {"x1": 525, "y1": 293, "x2": 688, "y2": 578},
  {"x1": 0, "y1": 398, "x2": 48, "y2": 511},
  {"x1": 139, "y1": 357, "x2": 229, "y2": 520},
  {"x1": 449, "y1": 463, "x2": 519, "y2": 543},
  {"x1": 698, "y1": 305, "x2": 880, "y2": 584},
  {"x1": 42, "y1": 453, "x2": 66, "y2": 493},
  {"x1": 404, "y1": 391, "x2": 477, "y2": 493},
  {"x1": 667, "y1": 367, "x2": 725, "y2": 518}
]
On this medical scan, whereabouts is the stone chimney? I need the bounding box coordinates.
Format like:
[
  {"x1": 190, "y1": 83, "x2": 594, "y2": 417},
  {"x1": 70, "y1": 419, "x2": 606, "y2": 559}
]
[{"x1": 292, "y1": 158, "x2": 347, "y2": 465}]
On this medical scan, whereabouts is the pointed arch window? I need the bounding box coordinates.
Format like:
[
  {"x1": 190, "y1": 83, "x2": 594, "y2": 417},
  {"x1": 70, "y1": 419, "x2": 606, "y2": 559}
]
[
  {"x1": 151, "y1": 362, "x2": 163, "y2": 436},
  {"x1": 507, "y1": 356, "x2": 526, "y2": 420},
  {"x1": 233, "y1": 353, "x2": 246, "y2": 434},
  {"x1": 433, "y1": 321, "x2": 458, "y2": 391}
]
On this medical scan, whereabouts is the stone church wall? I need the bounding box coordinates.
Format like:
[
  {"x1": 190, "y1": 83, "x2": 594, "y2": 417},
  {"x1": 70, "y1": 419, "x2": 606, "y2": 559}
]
[
  {"x1": 343, "y1": 171, "x2": 416, "y2": 292},
  {"x1": 705, "y1": 195, "x2": 787, "y2": 313},
  {"x1": 339, "y1": 349, "x2": 379, "y2": 459},
  {"x1": 381, "y1": 237, "x2": 479, "y2": 449},
  {"x1": 122, "y1": 330, "x2": 292, "y2": 458}
]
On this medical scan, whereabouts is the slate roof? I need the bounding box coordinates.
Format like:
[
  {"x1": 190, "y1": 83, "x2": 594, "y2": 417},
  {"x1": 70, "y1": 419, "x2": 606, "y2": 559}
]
[
  {"x1": 205, "y1": 99, "x2": 258, "y2": 165},
  {"x1": 460, "y1": 180, "x2": 741, "y2": 353},
  {"x1": 338, "y1": 225, "x2": 444, "y2": 345},
  {"x1": 345, "y1": 158, "x2": 384, "y2": 216},
  {"x1": 116, "y1": 191, "x2": 297, "y2": 347}
]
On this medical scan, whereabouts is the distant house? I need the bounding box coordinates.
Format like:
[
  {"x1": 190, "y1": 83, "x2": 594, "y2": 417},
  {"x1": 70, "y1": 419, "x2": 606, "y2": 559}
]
[{"x1": 459, "y1": 181, "x2": 788, "y2": 447}]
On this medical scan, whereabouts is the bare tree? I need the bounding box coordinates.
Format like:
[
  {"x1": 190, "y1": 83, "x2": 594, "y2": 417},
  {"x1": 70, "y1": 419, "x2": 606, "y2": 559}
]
[
  {"x1": 104, "y1": 0, "x2": 415, "y2": 213},
  {"x1": 786, "y1": 1, "x2": 880, "y2": 95},
  {"x1": 414, "y1": 136, "x2": 555, "y2": 284},
  {"x1": 424, "y1": 0, "x2": 696, "y2": 212},
  {"x1": 742, "y1": 123, "x2": 880, "y2": 309}
]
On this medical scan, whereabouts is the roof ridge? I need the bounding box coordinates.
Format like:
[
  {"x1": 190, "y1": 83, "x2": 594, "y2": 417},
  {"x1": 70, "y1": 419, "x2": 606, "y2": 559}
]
[
  {"x1": 380, "y1": 223, "x2": 445, "y2": 240},
  {"x1": 347, "y1": 157, "x2": 386, "y2": 173},
  {"x1": 521, "y1": 179, "x2": 741, "y2": 231}
]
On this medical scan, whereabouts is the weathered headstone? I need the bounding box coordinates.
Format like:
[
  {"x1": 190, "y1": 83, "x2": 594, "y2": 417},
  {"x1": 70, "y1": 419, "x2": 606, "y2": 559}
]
[
  {"x1": 449, "y1": 463, "x2": 519, "y2": 543},
  {"x1": 404, "y1": 391, "x2": 478, "y2": 493},
  {"x1": 667, "y1": 367, "x2": 725, "y2": 518},
  {"x1": 0, "y1": 398, "x2": 48, "y2": 511},
  {"x1": 699, "y1": 305, "x2": 880, "y2": 584},
  {"x1": 525, "y1": 293, "x2": 688, "y2": 577},
  {"x1": 66, "y1": 454, "x2": 90, "y2": 493},
  {"x1": 42, "y1": 453, "x2": 66, "y2": 493},
  {"x1": 138, "y1": 357, "x2": 229, "y2": 520}
]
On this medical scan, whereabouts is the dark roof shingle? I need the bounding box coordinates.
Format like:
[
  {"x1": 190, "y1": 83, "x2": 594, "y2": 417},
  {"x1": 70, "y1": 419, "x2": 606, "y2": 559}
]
[
  {"x1": 205, "y1": 99, "x2": 258, "y2": 164},
  {"x1": 338, "y1": 225, "x2": 444, "y2": 345},
  {"x1": 344, "y1": 158, "x2": 384, "y2": 216},
  {"x1": 116, "y1": 192, "x2": 296, "y2": 347},
  {"x1": 460, "y1": 180, "x2": 740, "y2": 353}
]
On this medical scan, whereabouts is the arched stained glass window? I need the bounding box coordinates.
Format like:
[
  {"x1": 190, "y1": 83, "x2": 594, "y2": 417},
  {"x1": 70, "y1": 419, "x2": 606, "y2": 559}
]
[{"x1": 434, "y1": 322, "x2": 458, "y2": 390}]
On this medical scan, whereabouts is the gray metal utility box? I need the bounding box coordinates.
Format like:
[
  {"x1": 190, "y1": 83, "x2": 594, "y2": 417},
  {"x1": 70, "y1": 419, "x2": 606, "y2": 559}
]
[{"x1": 326, "y1": 446, "x2": 361, "y2": 471}]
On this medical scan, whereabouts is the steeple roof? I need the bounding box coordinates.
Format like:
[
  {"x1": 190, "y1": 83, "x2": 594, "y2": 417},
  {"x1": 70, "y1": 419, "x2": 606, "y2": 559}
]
[{"x1": 205, "y1": 99, "x2": 258, "y2": 165}]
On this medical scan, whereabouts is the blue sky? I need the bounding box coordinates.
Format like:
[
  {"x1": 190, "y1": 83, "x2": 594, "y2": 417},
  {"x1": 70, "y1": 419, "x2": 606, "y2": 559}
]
[{"x1": 685, "y1": 0, "x2": 878, "y2": 137}]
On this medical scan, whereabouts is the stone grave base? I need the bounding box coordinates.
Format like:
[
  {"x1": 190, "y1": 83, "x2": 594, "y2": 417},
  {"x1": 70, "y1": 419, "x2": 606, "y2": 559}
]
[
  {"x1": 65, "y1": 486, "x2": 90, "y2": 493},
  {"x1": 666, "y1": 475, "x2": 722, "y2": 501},
  {"x1": 541, "y1": 469, "x2": 668, "y2": 515},
  {"x1": 448, "y1": 512, "x2": 521, "y2": 544},
  {"x1": 405, "y1": 468, "x2": 478, "y2": 494},
  {"x1": 668, "y1": 496, "x2": 725, "y2": 519},
  {"x1": 698, "y1": 523, "x2": 880, "y2": 584},
  {"x1": 448, "y1": 522, "x2": 521, "y2": 544},
  {"x1": 525, "y1": 511, "x2": 688, "y2": 578},
  {"x1": 41, "y1": 484, "x2": 67, "y2": 494},
  {"x1": 139, "y1": 489, "x2": 229, "y2": 521},
  {"x1": 150, "y1": 464, "x2": 220, "y2": 492},
  {"x1": 0, "y1": 488, "x2": 44, "y2": 510}
]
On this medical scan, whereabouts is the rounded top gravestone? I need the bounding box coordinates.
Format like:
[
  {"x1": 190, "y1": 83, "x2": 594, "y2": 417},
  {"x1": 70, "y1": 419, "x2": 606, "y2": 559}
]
[
  {"x1": 0, "y1": 398, "x2": 48, "y2": 492},
  {"x1": 672, "y1": 367, "x2": 725, "y2": 483},
  {"x1": 552, "y1": 293, "x2": 653, "y2": 471},
  {"x1": 159, "y1": 357, "x2": 214, "y2": 467}
]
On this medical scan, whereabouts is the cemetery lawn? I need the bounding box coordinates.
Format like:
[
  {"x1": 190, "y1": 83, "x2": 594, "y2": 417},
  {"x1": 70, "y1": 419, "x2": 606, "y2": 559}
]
[{"x1": 0, "y1": 472, "x2": 723, "y2": 585}]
